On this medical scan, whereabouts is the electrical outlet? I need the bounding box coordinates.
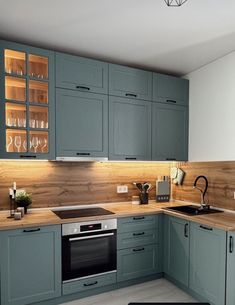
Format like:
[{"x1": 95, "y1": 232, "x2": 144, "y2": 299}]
[{"x1": 117, "y1": 185, "x2": 128, "y2": 193}]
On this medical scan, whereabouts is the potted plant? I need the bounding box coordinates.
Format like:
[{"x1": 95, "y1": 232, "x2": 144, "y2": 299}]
[{"x1": 15, "y1": 191, "x2": 32, "y2": 214}]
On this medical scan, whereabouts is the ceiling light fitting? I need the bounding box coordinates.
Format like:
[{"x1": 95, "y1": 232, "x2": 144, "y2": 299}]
[{"x1": 164, "y1": 0, "x2": 188, "y2": 7}]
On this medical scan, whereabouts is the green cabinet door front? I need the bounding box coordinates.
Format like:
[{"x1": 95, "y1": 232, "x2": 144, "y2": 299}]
[
  {"x1": 109, "y1": 96, "x2": 151, "y2": 160},
  {"x1": 0, "y1": 225, "x2": 61, "y2": 305},
  {"x1": 56, "y1": 88, "x2": 108, "y2": 159},
  {"x1": 117, "y1": 244, "x2": 159, "y2": 282},
  {"x1": 163, "y1": 215, "x2": 189, "y2": 287},
  {"x1": 109, "y1": 64, "x2": 152, "y2": 101},
  {"x1": 56, "y1": 52, "x2": 108, "y2": 94},
  {"x1": 189, "y1": 222, "x2": 226, "y2": 305},
  {"x1": 227, "y1": 232, "x2": 235, "y2": 305},
  {"x1": 153, "y1": 73, "x2": 189, "y2": 106},
  {"x1": 152, "y1": 103, "x2": 188, "y2": 161}
]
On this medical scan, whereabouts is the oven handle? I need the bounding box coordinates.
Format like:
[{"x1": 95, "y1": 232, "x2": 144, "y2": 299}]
[{"x1": 69, "y1": 232, "x2": 114, "y2": 242}]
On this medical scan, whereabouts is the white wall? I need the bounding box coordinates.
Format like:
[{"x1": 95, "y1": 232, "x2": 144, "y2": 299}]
[{"x1": 186, "y1": 51, "x2": 235, "y2": 161}]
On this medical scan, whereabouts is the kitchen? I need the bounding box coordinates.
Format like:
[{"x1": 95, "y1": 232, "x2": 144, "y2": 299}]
[{"x1": 1, "y1": 1, "x2": 235, "y2": 305}]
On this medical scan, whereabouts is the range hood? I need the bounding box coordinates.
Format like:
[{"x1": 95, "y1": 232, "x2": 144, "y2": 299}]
[{"x1": 56, "y1": 157, "x2": 108, "y2": 162}]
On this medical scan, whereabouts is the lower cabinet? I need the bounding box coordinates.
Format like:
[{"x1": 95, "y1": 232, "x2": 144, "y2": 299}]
[
  {"x1": 0, "y1": 225, "x2": 61, "y2": 305},
  {"x1": 189, "y1": 222, "x2": 226, "y2": 305},
  {"x1": 227, "y1": 232, "x2": 235, "y2": 305},
  {"x1": 163, "y1": 215, "x2": 189, "y2": 287}
]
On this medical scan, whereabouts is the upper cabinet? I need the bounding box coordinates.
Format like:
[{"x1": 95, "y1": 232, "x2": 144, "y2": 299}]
[
  {"x1": 153, "y1": 73, "x2": 189, "y2": 106},
  {"x1": 109, "y1": 64, "x2": 152, "y2": 101},
  {"x1": 0, "y1": 40, "x2": 55, "y2": 159},
  {"x1": 56, "y1": 52, "x2": 108, "y2": 94}
]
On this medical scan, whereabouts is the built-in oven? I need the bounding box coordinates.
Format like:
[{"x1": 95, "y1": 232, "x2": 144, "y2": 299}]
[{"x1": 62, "y1": 219, "x2": 117, "y2": 282}]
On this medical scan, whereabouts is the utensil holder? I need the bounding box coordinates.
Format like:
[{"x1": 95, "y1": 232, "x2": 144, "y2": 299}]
[{"x1": 139, "y1": 192, "x2": 149, "y2": 204}]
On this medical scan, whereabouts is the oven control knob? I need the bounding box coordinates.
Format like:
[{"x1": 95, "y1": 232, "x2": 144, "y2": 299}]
[
  {"x1": 74, "y1": 228, "x2": 78, "y2": 233},
  {"x1": 104, "y1": 225, "x2": 108, "y2": 229}
]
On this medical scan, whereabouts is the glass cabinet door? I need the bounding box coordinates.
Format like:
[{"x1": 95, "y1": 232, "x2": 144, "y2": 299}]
[{"x1": 0, "y1": 41, "x2": 55, "y2": 159}]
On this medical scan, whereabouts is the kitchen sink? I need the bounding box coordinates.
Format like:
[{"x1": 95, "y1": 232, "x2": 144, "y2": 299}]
[{"x1": 164, "y1": 205, "x2": 223, "y2": 216}]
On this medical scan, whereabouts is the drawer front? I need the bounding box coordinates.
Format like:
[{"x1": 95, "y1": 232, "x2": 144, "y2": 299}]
[
  {"x1": 117, "y1": 215, "x2": 158, "y2": 233},
  {"x1": 117, "y1": 228, "x2": 158, "y2": 250},
  {"x1": 62, "y1": 272, "x2": 116, "y2": 295},
  {"x1": 56, "y1": 52, "x2": 108, "y2": 94},
  {"x1": 117, "y1": 244, "x2": 159, "y2": 282}
]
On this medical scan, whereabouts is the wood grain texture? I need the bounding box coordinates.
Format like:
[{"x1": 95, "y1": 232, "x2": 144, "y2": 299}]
[
  {"x1": 173, "y1": 161, "x2": 235, "y2": 211},
  {"x1": 0, "y1": 161, "x2": 170, "y2": 210}
]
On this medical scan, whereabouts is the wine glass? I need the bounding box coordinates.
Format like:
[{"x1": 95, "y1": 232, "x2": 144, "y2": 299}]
[
  {"x1": 31, "y1": 136, "x2": 39, "y2": 153},
  {"x1": 14, "y1": 136, "x2": 22, "y2": 153},
  {"x1": 23, "y1": 140, "x2": 27, "y2": 151},
  {"x1": 6, "y1": 136, "x2": 13, "y2": 152},
  {"x1": 42, "y1": 137, "x2": 48, "y2": 153}
]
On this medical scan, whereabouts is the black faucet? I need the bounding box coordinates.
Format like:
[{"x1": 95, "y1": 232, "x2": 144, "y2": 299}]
[{"x1": 193, "y1": 175, "x2": 209, "y2": 209}]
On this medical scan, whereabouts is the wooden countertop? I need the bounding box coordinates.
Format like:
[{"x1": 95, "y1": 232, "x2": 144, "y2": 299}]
[{"x1": 1, "y1": 200, "x2": 235, "y2": 231}]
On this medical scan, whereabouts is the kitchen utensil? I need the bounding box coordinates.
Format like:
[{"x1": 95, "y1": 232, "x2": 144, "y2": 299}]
[
  {"x1": 133, "y1": 182, "x2": 143, "y2": 192},
  {"x1": 143, "y1": 183, "x2": 151, "y2": 193}
]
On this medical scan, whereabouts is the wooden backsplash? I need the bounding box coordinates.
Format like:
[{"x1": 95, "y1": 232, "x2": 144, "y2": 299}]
[
  {"x1": 173, "y1": 161, "x2": 235, "y2": 211},
  {"x1": 0, "y1": 161, "x2": 170, "y2": 210}
]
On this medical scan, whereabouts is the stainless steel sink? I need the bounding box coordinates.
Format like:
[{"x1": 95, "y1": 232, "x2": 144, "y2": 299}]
[{"x1": 164, "y1": 205, "x2": 223, "y2": 216}]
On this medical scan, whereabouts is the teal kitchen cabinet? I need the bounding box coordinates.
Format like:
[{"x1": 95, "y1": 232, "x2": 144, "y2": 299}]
[
  {"x1": 56, "y1": 52, "x2": 108, "y2": 94},
  {"x1": 0, "y1": 225, "x2": 61, "y2": 305},
  {"x1": 0, "y1": 40, "x2": 55, "y2": 159},
  {"x1": 109, "y1": 96, "x2": 151, "y2": 160},
  {"x1": 226, "y1": 232, "x2": 235, "y2": 305},
  {"x1": 109, "y1": 64, "x2": 152, "y2": 101},
  {"x1": 56, "y1": 88, "x2": 108, "y2": 159},
  {"x1": 152, "y1": 73, "x2": 189, "y2": 106},
  {"x1": 189, "y1": 222, "x2": 226, "y2": 305},
  {"x1": 163, "y1": 215, "x2": 190, "y2": 287},
  {"x1": 151, "y1": 103, "x2": 188, "y2": 161}
]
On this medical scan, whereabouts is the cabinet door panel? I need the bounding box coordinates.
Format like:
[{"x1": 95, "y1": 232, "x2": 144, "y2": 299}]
[
  {"x1": 0, "y1": 225, "x2": 61, "y2": 305},
  {"x1": 109, "y1": 96, "x2": 151, "y2": 160},
  {"x1": 56, "y1": 53, "x2": 108, "y2": 94},
  {"x1": 153, "y1": 73, "x2": 189, "y2": 106},
  {"x1": 152, "y1": 103, "x2": 188, "y2": 161},
  {"x1": 227, "y1": 232, "x2": 235, "y2": 305},
  {"x1": 56, "y1": 89, "x2": 108, "y2": 158},
  {"x1": 109, "y1": 64, "x2": 152, "y2": 101},
  {"x1": 189, "y1": 222, "x2": 226, "y2": 305}
]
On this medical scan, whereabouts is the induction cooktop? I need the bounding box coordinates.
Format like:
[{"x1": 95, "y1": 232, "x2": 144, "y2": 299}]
[{"x1": 52, "y1": 207, "x2": 115, "y2": 219}]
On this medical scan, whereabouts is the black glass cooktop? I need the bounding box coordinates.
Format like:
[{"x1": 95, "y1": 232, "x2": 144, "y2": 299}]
[{"x1": 53, "y1": 207, "x2": 114, "y2": 219}]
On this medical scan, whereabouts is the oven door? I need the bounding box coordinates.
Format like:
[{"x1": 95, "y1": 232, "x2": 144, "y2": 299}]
[{"x1": 62, "y1": 230, "x2": 117, "y2": 282}]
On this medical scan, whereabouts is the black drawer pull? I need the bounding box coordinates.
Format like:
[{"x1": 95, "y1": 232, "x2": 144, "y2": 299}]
[
  {"x1": 76, "y1": 153, "x2": 91, "y2": 156},
  {"x1": 133, "y1": 232, "x2": 145, "y2": 236},
  {"x1": 133, "y1": 216, "x2": 145, "y2": 220},
  {"x1": 229, "y1": 236, "x2": 234, "y2": 253},
  {"x1": 76, "y1": 86, "x2": 90, "y2": 91},
  {"x1": 133, "y1": 247, "x2": 145, "y2": 252},
  {"x1": 125, "y1": 157, "x2": 137, "y2": 160},
  {"x1": 83, "y1": 281, "x2": 98, "y2": 287},
  {"x1": 166, "y1": 99, "x2": 177, "y2": 104},
  {"x1": 20, "y1": 155, "x2": 37, "y2": 158},
  {"x1": 184, "y1": 223, "x2": 189, "y2": 238},
  {"x1": 23, "y1": 228, "x2": 40, "y2": 233},
  {"x1": 166, "y1": 158, "x2": 176, "y2": 161},
  {"x1": 200, "y1": 225, "x2": 213, "y2": 231},
  {"x1": 125, "y1": 93, "x2": 137, "y2": 98}
]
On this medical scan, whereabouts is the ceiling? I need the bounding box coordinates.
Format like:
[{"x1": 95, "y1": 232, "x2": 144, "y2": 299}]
[{"x1": 1, "y1": 0, "x2": 235, "y2": 76}]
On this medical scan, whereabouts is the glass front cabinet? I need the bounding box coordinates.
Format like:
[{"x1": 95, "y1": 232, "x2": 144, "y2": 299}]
[{"x1": 0, "y1": 40, "x2": 55, "y2": 159}]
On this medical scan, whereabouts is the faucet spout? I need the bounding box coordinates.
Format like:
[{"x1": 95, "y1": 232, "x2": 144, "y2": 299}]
[{"x1": 193, "y1": 175, "x2": 208, "y2": 209}]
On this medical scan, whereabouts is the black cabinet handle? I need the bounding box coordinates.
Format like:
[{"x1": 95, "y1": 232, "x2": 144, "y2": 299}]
[
  {"x1": 76, "y1": 153, "x2": 91, "y2": 156},
  {"x1": 76, "y1": 86, "x2": 90, "y2": 91},
  {"x1": 133, "y1": 247, "x2": 145, "y2": 252},
  {"x1": 166, "y1": 99, "x2": 177, "y2": 104},
  {"x1": 229, "y1": 236, "x2": 234, "y2": 253},
  {"x1": 199, "y1": 225, "x2": 213, "y2": 231},
  {"x1": 125, "y1": 157, "x2": 137, "y2": 160},
  {"x1": 166, "y1": 158, "x2": 176, "y2": 161},
  {"x1": 133, "y1": 232, "x2": 145, "y2": 236},
  {"x1": 125, "y1": 93, "x2": 137, "y2": 98},
  {"x1": 83, "y1": 281, "x2": 98, "y2": 287},
  {"x1": 23, "y1": 228, "x2": 40, "y2": 233},
  {"x1": 20, "y1": 155, "x2": 37, "y2": 158},
  {"x1": 133, "y1": 216, "x2": 145, "y2": 220},
  {"x1": 184, "y1": 223, "x2": 189, "y2": 238}
]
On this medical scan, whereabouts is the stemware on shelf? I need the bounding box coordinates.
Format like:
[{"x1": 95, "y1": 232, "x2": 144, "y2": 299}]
[{"x1": 14, "y1": 136, "x2": 22, "y2": 153}]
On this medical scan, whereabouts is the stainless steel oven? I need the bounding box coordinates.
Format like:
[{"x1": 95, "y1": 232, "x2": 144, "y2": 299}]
[{"x1": 62, "y1": 219, "x2": 117, "y2": 282}]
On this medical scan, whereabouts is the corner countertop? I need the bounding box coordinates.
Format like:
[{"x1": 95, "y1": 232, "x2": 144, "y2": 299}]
[{"x1": 1, "y1": 200, "x2": 235, "y2": 231}]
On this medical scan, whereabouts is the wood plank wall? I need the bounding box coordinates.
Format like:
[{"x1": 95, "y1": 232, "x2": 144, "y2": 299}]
[
  {"x1": 173, "y1": 161, "x2": 235, "y2": 211},
  {"x1": 0, "y1": 161, "x2": 170, "y2": 210}
]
